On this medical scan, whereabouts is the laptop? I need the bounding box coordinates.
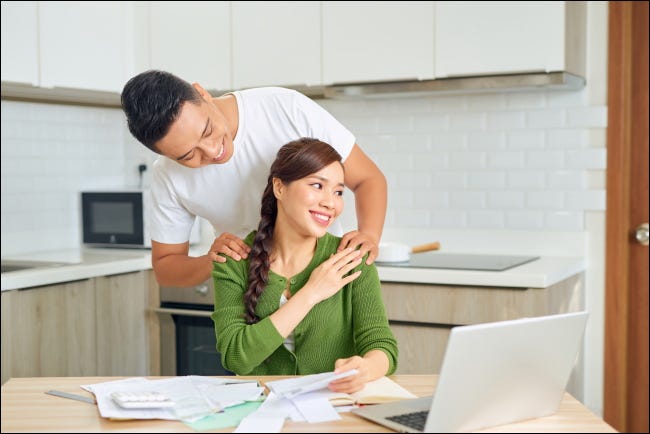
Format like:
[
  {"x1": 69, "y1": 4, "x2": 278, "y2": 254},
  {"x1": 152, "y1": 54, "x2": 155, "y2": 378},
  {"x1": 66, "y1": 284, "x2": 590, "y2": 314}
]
[{"x1": 353, "y1": 311, "x2": 588, "y2": 433}]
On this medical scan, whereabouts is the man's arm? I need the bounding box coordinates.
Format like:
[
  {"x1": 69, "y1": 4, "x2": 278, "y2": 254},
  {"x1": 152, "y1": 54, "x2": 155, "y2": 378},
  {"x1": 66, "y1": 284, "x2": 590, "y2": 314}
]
[
  {"x1": 152, "y1": 241, "x2": 213, "y2": 287},
  {"x1": 152, "y1": 232, "x2": 251, "y2": 287},
  {"x1": 339, "y1": 144, "x2": 388, "y2": 264}
]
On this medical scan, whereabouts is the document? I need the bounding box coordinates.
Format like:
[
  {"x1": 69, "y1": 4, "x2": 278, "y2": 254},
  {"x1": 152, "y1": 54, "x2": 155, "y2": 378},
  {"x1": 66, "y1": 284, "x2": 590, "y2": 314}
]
[{"x1": 315, "y1": 376, "x2": 418, "y2": 406}]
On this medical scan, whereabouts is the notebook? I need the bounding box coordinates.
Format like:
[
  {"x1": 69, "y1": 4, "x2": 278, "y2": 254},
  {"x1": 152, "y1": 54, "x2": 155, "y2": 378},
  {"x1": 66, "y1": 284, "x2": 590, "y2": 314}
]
[{"x1": 352, "y1": 311, "x2": 588, "y2": 433}]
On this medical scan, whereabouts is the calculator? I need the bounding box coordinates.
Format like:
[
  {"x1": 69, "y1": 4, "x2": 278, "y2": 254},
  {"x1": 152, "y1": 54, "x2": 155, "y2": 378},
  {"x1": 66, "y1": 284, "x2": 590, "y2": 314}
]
[{"x1": 111, "y1": 391, "x2": 174, "y2": 409}]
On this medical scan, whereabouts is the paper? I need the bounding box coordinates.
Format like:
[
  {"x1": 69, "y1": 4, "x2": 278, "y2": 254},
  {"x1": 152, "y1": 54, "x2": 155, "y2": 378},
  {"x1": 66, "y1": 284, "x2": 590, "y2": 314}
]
[
  {"x1": 290, "y1": 396, "x2": 341, "y2": 423},
  {"x1": 265, "y1": 369, "x2": 358, "y2": 399},
  {"x1": 233, "y1": 413, "x2": 285, "y2": 433},
  {"x1": 185, "y1": 401, "x2": 263, "y2": 431},
  {"x1": 82, "y1": 376, "x2": 263, "y2": 422}
]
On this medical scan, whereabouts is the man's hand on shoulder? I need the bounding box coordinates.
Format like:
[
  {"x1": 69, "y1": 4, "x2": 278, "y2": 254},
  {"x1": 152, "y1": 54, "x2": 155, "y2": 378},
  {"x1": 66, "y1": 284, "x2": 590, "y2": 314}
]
[
  {"x1": 337, "y1": 230, "x2": 379, "y2": 265},
  {"x1": 210, "y1": 232, "x2": 251, "y2": 262}
]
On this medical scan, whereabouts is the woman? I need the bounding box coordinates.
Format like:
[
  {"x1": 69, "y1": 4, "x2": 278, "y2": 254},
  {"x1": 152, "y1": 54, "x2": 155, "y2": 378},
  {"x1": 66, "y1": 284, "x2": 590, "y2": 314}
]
[{"x1": 212, "y1": 137, "x2": 397, "y2": 393}]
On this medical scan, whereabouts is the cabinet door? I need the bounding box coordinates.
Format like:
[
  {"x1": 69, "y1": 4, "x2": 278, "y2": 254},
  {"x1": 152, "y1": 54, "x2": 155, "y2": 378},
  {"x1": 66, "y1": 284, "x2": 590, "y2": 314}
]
[
  {"x1": 390, "y1": 323, "x2": 450, "y2": 374},
  {"x1": 1, "y1": 1, "x2": 39, "y2": 85},
  {"x1": 150, "y1": 1, "x2": 231, "y2": 91},
  {"x1": 435, "y1": 1, "x2": 566, "y2": 77},
  {"x1": 95, "y1": 271, "x2": 149, "y2": 376},
  {"x1": 232, "y1": 1, "x2": 321, "y2": 89},
  {"x1": 38, "y1": 1, "x2": 129, "y2": 92},
  {"x1": 322, "y1": 1, "x2": 434, "y2": 84},
  {"x1": 2, "y1": 280, "x2": 97, "y2": 381}
]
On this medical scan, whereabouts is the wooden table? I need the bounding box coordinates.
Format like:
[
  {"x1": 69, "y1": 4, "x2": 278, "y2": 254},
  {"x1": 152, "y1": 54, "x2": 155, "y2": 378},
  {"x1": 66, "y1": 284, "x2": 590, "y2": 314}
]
[{"x1": 1, "y1": 375, "x2": 617, "y2": 432}]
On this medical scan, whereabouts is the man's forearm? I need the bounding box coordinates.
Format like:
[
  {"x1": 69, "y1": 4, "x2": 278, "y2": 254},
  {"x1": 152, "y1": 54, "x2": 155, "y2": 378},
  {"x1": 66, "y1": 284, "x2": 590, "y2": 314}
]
[
  {"x1": 153, "y1": 254, "x2": 213, "y2": 287},
  {"x1": 354, "y1": 172, "x2": 387, "y2": 242}
]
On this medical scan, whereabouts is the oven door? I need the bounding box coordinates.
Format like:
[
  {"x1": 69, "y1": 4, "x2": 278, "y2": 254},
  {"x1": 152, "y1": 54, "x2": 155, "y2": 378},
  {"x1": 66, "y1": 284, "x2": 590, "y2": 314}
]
[{"x1": 154, "y1": 280, "x2": 233, "y2": 376}]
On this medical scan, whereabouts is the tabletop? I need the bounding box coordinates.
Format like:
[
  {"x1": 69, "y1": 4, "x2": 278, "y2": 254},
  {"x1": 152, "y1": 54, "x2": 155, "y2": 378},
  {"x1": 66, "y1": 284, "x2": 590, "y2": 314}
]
[{"x1": 1, "y1": 375, "x2": 617, "y2": 433}]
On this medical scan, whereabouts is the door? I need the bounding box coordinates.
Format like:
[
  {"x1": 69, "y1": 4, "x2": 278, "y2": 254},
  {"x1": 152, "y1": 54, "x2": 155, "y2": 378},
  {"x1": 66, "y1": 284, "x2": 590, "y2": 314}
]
[{"x1": 604, "y1": 2, "x2": 649, "y2": 433}]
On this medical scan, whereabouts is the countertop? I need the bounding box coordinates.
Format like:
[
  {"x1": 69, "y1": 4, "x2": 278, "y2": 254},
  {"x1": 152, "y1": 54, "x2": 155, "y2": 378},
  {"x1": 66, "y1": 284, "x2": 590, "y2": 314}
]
[{"x1": 1, "y1": 245, "x2": 585, "y2": 292}]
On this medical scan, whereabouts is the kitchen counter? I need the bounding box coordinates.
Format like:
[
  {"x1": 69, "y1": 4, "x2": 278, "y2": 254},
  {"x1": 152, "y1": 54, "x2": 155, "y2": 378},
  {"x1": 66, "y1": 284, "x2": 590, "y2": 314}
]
[{"x1": 1, "y1": 245, "x2": 585, "y2": 291}]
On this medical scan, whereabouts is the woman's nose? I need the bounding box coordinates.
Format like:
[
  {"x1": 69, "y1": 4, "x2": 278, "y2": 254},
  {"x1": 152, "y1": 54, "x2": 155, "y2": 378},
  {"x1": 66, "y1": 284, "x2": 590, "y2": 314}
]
[{"x1": 319, "y1": 193, "x2": 335, "y2": 208}]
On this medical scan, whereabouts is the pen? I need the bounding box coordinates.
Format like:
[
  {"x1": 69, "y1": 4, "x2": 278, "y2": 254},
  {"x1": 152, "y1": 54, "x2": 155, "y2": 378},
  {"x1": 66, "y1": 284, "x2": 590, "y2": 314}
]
[{"x1": 45, "y1": 389, "x2": 95, "y2": 405}]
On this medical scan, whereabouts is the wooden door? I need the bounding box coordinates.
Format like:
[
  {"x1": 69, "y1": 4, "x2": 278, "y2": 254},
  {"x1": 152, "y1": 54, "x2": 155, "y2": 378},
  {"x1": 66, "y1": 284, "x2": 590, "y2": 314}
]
[{"x1": 604, "y1": 2, "x2": 649, "y2": 433}]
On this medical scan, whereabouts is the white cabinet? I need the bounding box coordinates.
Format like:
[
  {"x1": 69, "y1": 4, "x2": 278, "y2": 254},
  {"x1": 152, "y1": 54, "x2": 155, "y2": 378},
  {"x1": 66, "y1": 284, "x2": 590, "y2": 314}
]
[
  {"x1": 232, "y1": 1, "x2": 320, "y2": 89},
  {"x1": 434, "y1": 1, "x2": 586, "y2": 78},
  {"x1": 1, "y1": 1, "x2": 39, "y2": 86},
  {"x1": 149, "y1": 1, "x2": 231, "y2": 91},
  {"x1": 322, "y1": 1, "x2": 434, "y2": 85},
  {"x1": 38, "y1": 1, "x2": 130, "y2": 92}
]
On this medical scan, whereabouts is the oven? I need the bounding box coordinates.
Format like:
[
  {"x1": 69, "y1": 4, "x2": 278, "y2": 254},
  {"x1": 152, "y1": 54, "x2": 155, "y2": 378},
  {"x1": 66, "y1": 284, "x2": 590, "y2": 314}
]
[{"x1": 154, "y1": 279, "x2": 233, "y2": 376}]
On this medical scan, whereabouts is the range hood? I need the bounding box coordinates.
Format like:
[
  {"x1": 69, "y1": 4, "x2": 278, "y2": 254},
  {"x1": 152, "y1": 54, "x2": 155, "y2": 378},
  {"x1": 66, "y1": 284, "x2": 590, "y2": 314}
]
[
  {"x1": 322, "y1": 71, "x2": 585, "y2": 99},
  {"x1": 1, "y1": 71, "x2": 585, "y2": 107}
]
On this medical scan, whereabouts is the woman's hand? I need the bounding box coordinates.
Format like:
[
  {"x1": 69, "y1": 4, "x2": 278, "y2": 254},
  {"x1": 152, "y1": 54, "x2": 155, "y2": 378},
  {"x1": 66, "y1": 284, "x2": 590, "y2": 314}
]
[
  {"x1": 303, "y1": 248, "x2": 362, "y2": 304},
  {"x1": 328, "y1": 356, "x2": 371, "y2": 394},
  {"x1": 208, "y1": 232, "x2": 251, "y2": 263},
  {"x1": 338, "y1": 230, "x2": 379, "y2": 265}
]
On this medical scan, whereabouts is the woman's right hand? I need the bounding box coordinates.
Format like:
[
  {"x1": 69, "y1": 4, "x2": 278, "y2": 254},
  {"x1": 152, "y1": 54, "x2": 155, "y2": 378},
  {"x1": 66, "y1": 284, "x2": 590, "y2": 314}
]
[
  {"x1": 208, "y1": 232, "x2": 251, "y2": 263},
  {"x1": 304, "y1": 248, "x2": 363, "y2": 304}
]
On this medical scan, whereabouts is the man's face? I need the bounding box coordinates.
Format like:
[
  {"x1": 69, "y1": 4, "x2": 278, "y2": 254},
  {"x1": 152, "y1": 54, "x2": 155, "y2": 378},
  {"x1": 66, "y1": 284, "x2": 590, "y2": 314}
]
[{"x1": 155, "y1": 95, "x2": 234, "y2": 169}]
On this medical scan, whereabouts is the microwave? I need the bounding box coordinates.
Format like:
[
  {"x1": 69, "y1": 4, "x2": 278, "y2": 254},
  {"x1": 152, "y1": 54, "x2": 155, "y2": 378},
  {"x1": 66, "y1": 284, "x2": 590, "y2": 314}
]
[{"x1": 81, "y1": 190, "x2": 200, "y2": 248}]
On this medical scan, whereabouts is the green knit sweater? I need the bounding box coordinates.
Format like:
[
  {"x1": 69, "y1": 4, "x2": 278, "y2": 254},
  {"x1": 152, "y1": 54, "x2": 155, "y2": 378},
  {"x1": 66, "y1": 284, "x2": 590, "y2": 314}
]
[{"x1": 211, "y1": 232, "x2": 398, "y2": 376}]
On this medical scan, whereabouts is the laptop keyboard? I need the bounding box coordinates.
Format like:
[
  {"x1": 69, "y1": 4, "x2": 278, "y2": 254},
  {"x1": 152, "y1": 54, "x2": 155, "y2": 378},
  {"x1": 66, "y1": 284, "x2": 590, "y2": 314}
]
[{"x1": 387, "y1": 410, "x2": 429, "y2": 431}]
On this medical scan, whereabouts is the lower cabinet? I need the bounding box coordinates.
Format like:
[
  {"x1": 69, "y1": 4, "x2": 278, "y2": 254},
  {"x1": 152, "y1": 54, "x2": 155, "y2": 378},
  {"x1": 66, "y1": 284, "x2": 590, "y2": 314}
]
[
  {"x1": 95, "y1": 271, "x2": 150, "y2": 376},
  {"x1": 1, "y1": 279, "x2": 96, "y2": 384},
  {"x1": 381, "y1": 273, "x2": 584, "y2": 398},
  {"x1": 1, "y1": 270, "x2": 153, "y2": 384}
]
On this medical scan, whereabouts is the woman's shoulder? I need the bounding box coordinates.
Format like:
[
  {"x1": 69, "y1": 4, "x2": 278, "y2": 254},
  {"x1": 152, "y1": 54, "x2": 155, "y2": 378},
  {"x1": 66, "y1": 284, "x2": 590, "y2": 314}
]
[{"x1": 317, "y1": 233, "x2": 375, "y2": 269}]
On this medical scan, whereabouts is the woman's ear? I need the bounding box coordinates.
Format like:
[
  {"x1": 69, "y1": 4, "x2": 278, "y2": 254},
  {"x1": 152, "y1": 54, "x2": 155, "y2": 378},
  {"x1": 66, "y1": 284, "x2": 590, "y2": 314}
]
[
  {"x1": 192, "y1": 82, "x2": 212, "y2": 102},
  {"x1": 272, "y1": 177, "x2": 284, "y2": 200}
]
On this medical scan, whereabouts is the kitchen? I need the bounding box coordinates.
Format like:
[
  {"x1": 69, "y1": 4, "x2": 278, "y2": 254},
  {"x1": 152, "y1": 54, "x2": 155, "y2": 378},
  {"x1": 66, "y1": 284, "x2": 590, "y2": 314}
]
[{"x1": 0, "y1": 1, "x2": 647, "y2": 433}]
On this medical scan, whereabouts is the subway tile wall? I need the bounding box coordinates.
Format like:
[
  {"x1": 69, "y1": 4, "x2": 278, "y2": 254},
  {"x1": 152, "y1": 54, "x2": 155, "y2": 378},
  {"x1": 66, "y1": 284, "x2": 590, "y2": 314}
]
[
  {"x1": 0, "y1": 100, "x2": 156, "y2": 255},
  {"x1": 318, "y1": 89, "x2": 607, "y2": 232},
  {"x1": 1, "y1": 89, "x2": 606, "y2": 255}
]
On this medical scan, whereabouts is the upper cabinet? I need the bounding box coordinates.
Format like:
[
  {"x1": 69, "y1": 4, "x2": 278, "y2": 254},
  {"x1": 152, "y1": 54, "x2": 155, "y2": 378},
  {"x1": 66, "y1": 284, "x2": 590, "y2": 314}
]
[
  {"x1": 322, "y1": 1, "x2": 435, "y2": 85},
  {"x1": 1, "y1": 1, "x2": 39, "y2": 86},
  {"x1": 149, "y1": 1, "x2": 231, "y2": 92},
  {"x1": 39, "y1": 2, "x2": 131, "y2": 92},
  {"x1": 1, "y1": 1, "x2": 587, "y2": 100},
  {"x1": 231, "y1": 1, "x2": 320, "y2": 89},
  {"x1": 434, "y1": 1, "x2": 586, "y2": 78}
]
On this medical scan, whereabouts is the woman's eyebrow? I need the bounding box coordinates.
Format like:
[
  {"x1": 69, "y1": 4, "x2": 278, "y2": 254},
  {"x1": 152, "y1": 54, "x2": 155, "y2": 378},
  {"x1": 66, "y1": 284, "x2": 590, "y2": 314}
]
[
  {"x1": 310, "y1": 175, "x2": 345, "y2": 188},
  {"x1": 176, "y1": 118, "x2": 210, "y2": 161}
]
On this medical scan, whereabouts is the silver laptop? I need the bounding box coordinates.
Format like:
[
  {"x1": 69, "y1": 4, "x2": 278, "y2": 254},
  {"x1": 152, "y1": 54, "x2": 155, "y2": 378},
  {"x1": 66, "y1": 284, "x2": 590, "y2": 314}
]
[{"x1": 353, "y1": 311, "x2": 588, "y2": 433}]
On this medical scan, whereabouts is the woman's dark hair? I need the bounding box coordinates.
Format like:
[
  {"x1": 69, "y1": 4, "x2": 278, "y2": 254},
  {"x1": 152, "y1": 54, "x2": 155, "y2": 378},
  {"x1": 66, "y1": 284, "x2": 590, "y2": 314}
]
[
  {"x1": 121, "y1": 70, "x2": 202, "y2": 153},
  {"x1": 244, "y1": 138, "x2": 343, "y2": 324}
]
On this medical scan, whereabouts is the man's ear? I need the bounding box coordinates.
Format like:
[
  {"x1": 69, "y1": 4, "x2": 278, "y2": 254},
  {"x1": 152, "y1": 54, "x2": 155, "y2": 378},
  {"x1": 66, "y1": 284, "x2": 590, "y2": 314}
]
[
  {"x1": 272, "y1": 177, "x2": 284, "y2": 200},
  {"x1": 192, "y1": 82, "x2": 212, "y2": 102}
]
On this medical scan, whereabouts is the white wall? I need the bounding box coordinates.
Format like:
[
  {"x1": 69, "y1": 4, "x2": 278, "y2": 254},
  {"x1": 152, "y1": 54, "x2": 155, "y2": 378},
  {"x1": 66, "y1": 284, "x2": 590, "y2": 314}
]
[{"x1": 0, "y1": 1, "x2": 608, "y2": 417}]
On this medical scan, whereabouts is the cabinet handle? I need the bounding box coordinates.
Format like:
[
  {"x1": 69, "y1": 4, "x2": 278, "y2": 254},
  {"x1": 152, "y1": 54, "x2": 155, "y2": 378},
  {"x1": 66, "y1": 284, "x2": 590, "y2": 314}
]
[{"x1": 152, "y1": 307, "x2": 212, "y2": 318}]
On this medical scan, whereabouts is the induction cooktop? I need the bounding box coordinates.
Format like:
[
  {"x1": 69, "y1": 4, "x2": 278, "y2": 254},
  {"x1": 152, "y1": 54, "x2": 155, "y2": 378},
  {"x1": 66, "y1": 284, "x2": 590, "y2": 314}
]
[{"x1": 376, "y1": 253, "x2": 539, "y2": 271}]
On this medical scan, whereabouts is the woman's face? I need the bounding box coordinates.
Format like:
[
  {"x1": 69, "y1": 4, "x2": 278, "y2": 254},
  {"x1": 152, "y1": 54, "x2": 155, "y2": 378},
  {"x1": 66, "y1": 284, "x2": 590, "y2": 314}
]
[{"x1": 275, "y1": 161, "x2": 345, "y2": 238}]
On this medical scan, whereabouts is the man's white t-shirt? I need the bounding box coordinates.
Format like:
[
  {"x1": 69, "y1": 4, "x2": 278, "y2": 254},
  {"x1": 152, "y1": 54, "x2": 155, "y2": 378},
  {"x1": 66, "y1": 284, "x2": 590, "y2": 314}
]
[{"x1": 149, "y1": 87, "x2": 356, "y2": 244}]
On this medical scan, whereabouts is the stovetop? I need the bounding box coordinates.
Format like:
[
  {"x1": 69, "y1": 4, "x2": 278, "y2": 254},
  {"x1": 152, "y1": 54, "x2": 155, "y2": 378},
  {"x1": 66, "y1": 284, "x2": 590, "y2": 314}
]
[{"x1": 376, "y1": 253, "x2": 539, "y2": 271}]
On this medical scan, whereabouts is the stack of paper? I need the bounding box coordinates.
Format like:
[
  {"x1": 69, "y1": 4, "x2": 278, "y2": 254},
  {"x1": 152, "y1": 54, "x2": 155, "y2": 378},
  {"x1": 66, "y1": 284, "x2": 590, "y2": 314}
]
[{"x1": 82, "y1": 376, "x2": 263, "y2": 422}]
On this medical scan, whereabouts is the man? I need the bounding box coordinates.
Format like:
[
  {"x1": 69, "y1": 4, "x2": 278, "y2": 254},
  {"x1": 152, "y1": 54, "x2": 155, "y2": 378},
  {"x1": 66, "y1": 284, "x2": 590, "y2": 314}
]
[{"x1": 121, "y1": 70, "x2": 386, "y2": 287}]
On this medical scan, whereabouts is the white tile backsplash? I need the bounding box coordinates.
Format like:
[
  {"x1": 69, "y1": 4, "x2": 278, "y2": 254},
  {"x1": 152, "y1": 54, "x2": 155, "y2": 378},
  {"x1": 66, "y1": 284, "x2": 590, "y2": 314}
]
[
  {"x1": 2, "y1": 87, "x2": 606, "y2": 255},
  {"x1": 320, "y1": 89, "x2": 606, "y2": 236},
  {"x1": 1, "y1": 100, "x2": 155, "y2": 255}
]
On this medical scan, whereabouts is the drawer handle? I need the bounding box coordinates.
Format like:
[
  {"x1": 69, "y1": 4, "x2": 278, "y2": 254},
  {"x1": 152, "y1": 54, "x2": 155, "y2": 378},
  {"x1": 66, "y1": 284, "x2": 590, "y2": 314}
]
[{"x1": 152, "y1": 307, "x2": 212, "y2": 318}]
